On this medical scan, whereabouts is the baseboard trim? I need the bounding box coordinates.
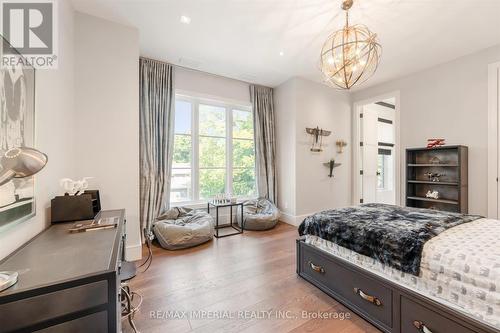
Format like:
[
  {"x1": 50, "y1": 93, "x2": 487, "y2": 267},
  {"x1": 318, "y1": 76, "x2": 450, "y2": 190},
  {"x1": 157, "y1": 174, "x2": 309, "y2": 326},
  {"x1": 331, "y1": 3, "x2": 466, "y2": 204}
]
[
  {"x1": 126, "y1": 241, "x2": 142, "y2": 261},
  {"x1": 280, "y1": 213, "x2": 310, "y2": 227},
  {"x1": 280, "y1": 212, "x2": 297, "y2": 226}
]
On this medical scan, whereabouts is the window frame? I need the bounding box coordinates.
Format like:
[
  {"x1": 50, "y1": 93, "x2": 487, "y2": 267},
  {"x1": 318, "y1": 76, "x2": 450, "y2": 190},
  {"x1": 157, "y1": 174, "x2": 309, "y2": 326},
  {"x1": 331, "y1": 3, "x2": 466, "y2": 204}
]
[{"x1": 171, "y1": 92, "x2": 256, "y2": 207}]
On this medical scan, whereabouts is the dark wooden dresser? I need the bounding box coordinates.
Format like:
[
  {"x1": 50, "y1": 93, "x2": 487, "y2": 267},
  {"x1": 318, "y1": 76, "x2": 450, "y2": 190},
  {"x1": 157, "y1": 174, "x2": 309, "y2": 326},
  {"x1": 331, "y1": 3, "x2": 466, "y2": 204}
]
[{"x1": 0, "y1": 209, "x2": 126, "y2": 333}]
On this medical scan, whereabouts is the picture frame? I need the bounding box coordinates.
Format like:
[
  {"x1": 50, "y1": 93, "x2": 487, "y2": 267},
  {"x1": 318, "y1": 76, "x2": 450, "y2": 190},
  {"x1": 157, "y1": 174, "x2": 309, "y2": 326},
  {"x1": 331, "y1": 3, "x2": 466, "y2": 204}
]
[{"x1": 0, "y1": 35, "x2": 36, "y2": 232}]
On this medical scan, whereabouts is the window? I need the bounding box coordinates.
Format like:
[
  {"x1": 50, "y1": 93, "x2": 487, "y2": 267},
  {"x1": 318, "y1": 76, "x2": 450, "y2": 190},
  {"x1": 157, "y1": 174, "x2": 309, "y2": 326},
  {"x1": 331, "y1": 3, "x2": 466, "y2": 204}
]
[
  {"x1": 170, "y1": 95, "x2": 256, "y2": 204},
  {"x1": 377, "y1": 149, "x2": 393, "y2": 191}
]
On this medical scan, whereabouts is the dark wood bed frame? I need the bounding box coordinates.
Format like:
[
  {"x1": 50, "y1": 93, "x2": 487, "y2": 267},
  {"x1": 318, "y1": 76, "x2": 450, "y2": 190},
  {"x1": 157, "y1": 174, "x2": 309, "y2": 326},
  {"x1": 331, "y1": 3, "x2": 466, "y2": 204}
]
[{"x1": 296, "y1": 238, "x2": 499, "y2": 333}]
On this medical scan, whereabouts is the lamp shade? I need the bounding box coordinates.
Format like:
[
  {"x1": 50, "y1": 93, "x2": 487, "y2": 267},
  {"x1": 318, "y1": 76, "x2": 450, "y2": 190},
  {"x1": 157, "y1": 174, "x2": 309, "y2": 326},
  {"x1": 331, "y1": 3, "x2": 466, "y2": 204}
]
[{"x1": 0, "y1": 147, "x2": 48, "y2": 186}]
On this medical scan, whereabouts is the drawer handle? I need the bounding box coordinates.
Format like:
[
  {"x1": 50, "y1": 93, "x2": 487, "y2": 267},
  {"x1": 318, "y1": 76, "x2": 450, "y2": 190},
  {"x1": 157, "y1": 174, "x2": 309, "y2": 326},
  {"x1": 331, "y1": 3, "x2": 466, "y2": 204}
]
[
  {"x1": 413, "y1": 321, "x2": 433, "y2": 333},
  {"x1": 308, "y1": 261, "x2": 325, "y2": 274},
  {"x1": 353, "y1": 288, "x2": 382, "y2": 306}
]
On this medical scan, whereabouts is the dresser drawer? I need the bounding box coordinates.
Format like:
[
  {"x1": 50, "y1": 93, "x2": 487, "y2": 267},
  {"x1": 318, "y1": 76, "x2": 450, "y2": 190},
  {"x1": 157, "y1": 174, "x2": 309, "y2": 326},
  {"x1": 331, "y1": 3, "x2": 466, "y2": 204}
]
[
  {"x1": 35, "y1": 311, "x2": 108, "y2": 333},
  {"x1": 401, "y1": 296, "x2": 476, "y2": 333},
  {"x1": 0, "y1": 280, "x2": 108, "y2": 332},
  {"x1": 299, "y1": 242, "x2": 393, "y2": 329}
]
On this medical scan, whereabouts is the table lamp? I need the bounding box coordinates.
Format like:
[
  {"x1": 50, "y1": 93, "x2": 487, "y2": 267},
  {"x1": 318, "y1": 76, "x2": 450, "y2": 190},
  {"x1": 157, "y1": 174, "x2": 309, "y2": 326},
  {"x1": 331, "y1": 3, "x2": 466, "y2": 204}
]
[{"x1": 0, "y1": 147, "x2": 48, "y2": 292}]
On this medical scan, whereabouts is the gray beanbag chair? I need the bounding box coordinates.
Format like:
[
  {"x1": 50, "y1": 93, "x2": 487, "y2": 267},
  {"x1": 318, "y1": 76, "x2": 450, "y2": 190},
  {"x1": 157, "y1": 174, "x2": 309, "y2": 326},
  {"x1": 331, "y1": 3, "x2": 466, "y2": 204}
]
[
  {"x1": 238, "y1": 198, "x2": 280, "y2": 231},
  {"x1": 153, "y1": 207, "x2": 214, "y2": 250}
]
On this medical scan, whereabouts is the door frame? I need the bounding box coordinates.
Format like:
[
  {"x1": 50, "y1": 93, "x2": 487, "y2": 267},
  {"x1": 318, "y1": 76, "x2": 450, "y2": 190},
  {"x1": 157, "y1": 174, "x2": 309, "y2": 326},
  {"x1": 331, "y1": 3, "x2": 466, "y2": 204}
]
[
  {"x1": 487, "y1": 61, "x2": 500, "y2": 219},
  {"x1": 352, "y1": 91, "x2": 401, "y2": 206}
]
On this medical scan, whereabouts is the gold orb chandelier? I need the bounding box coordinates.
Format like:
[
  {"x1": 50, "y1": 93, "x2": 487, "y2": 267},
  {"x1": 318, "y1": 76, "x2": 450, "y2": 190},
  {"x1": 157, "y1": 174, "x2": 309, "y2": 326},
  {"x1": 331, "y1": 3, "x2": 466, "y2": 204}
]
[{"x1": 320, "y1": 0, "x2": 382, "y2": 90}]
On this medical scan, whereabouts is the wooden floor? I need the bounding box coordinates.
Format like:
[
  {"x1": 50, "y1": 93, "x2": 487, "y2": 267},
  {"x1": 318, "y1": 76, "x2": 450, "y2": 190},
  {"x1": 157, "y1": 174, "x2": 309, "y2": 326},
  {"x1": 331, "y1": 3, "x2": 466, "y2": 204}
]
[{"x1": 125, "y1": 222, "x2": 381, "y2": 333}]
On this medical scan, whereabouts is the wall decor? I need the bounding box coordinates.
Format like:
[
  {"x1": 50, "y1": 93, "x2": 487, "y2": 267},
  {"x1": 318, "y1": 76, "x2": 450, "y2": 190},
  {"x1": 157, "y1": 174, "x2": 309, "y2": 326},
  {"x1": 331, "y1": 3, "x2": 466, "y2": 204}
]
[
  {"x1": 0, "y1": 36, "x2": 36, "y2": 230},
  {"x1": 306, "y1": 127, "x2": 331, "y2": 152},
  {"x1": 323, "y1": 159, "x2": 341, "y2": 178},
  {"x1": 335, "y1": 140, "x2": 348, "y2": 154}
]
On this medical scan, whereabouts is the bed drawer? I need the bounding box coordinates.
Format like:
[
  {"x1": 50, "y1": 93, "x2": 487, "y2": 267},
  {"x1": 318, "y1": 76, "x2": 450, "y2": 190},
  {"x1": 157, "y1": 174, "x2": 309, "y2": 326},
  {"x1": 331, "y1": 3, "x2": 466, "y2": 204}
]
[
  {"x1": 401, "y1": 296, "x2": 476, "y2": 333},
  {"x1": 298, "y1": 242, "x2": 393, "y2": 329}
]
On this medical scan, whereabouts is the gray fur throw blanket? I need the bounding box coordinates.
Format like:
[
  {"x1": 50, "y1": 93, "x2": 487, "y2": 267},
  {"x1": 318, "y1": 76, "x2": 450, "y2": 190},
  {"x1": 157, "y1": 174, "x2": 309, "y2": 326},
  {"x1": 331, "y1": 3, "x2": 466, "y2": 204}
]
[{"x1": 298, "y1": 204, "x2": 481, "y2": 276}]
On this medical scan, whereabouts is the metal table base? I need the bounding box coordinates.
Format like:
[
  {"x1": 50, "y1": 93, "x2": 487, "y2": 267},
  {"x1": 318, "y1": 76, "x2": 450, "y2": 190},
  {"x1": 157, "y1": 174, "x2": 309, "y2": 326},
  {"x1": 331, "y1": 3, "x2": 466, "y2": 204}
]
[{"x1": 207, "y1": 201, "x2": 244, "y2": 238}]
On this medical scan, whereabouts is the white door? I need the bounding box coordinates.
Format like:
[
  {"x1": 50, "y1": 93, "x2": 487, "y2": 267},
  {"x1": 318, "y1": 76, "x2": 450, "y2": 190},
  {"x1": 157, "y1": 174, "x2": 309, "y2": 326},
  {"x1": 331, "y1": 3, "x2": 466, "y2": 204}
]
[
  {"x1": 497, "y1": 66, "x2": 500, "y2": 218},
  {"x1": 361, "y1": 104, "x2": 396, "y2": 205},
  {"x1": 362, "y1": 110, "x2": 379, "y2": 203},
  {"x1": 488, "y1": 63, "x2": 500, "y2": 218}
]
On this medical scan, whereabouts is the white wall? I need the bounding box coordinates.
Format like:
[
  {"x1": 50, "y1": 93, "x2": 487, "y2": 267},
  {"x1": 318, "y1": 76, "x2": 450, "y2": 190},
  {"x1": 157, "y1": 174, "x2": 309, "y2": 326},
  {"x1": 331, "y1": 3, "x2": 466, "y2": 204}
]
[
  {"x1": 275, "y1": 79, "x2": 297, "y2": 221},
  {"x1": 176, "y1": 67, "x2": 250, "y2": 105},
  {"x1": 275, "y1": 77, "x2": 351, "y2": 225},
  {"x1": 74, "y1": 13, "x2": 141, "y2": 260},
  {"x1": 295, "y1": 78, "x2": 352, "y2": 216},
  {"x1": 352, "y1": 44, "x2": 500, "y2": 216},
  {"x1": 0, "y1": 1, "x2": 76, "y2": 260}
]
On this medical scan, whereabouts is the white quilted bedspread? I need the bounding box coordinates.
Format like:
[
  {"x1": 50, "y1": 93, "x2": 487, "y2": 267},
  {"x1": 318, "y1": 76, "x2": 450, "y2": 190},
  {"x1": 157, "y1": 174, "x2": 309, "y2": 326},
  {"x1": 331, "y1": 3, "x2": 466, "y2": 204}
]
[{"x1": 305, "y1": 218, "x2": 500, "y2": 329}]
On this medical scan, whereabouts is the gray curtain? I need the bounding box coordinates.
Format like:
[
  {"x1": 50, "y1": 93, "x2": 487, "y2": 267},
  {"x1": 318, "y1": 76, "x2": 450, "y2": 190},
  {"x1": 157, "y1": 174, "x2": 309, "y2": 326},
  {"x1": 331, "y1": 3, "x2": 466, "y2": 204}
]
[
  {"x1": 139, "y1": 58, "x2": 175, "y2": 240},
  {"x1": 250, "y1": 85, "x2": 277, "y2": 204}
]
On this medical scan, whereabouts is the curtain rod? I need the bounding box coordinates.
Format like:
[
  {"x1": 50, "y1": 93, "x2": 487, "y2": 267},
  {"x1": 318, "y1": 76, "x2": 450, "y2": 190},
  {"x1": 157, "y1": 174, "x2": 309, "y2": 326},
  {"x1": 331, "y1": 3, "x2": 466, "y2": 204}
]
[{"x1": 139, "y1": 55, "x2": 270, "y2": 88}]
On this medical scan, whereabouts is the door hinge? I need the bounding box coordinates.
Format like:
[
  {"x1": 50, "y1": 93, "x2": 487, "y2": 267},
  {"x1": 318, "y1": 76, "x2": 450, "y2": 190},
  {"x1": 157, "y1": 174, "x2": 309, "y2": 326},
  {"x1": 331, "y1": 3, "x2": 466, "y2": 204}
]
[
  {"x1": 360, "y1": 199, "x2": 364, "y2": 204},
  {"x1": 360, "y1": 170, "x2": 363, "y2": 175}
]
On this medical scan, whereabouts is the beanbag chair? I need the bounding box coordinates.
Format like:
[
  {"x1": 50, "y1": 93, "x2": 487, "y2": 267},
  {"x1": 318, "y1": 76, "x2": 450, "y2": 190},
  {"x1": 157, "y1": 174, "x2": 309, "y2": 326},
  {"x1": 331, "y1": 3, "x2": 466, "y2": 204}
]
[
  {"x1": 238, "y1": 198, "x2": 280, "y2": 231},
  {"x1": 153, "y1": 207, "x2": 214, "y2": 250}
]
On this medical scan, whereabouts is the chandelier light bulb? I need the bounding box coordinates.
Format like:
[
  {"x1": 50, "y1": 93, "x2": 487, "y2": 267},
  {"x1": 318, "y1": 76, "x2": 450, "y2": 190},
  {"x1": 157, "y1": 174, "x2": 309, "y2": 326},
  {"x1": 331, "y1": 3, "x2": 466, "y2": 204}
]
[{"x1": 319, "y1": 0, "x2": 382, "y2": 90}]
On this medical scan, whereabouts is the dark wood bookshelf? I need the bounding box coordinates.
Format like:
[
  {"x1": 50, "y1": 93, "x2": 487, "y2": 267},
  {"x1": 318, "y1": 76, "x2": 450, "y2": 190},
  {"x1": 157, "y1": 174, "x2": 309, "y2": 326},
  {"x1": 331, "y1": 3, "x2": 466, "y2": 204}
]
[{"x1": 406, "y1": 145, "x2": 468, "y2": 213}]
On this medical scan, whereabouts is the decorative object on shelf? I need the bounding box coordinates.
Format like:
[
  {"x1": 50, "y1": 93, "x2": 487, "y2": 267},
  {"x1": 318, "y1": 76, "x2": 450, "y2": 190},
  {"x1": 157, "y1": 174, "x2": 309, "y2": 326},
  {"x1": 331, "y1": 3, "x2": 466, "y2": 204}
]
[
  {"x1": 429, "y1": 156, "x2": 442, "y2": 164},
  {"x1": 335, "y1": 140, "x2": 348, "y2": 154},
  {"x1": 323, "y1": 159, "x2": 342, "y2": 178},
  {"x1": 211, "y1": 193, "x2": 231, "y2": 205},
  {"x1": 427, "y1": 138, "x2": 445, "y2": 149},
  {"x1": 319, "y1": 0, "x2": 381, "y2": 90},
  {"x1": 59, "y1": 177, "x2": 93, "y2": 196},
  {"x1": 424, "y1": 172, "x2": 444, "y2": 182},
  {"x1": 426, "y1": 190, "x2": 440, "y2": 200},
  {"x1": 306, "y1": 127, "x2": 331, "y2": 152}
]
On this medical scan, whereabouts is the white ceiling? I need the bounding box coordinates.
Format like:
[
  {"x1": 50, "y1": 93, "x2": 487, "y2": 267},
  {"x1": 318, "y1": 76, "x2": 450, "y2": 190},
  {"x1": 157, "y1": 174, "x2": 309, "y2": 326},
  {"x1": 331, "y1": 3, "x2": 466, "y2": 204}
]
[{"x1": 71, "y1": 0, "x2": 500, "y2": 89}]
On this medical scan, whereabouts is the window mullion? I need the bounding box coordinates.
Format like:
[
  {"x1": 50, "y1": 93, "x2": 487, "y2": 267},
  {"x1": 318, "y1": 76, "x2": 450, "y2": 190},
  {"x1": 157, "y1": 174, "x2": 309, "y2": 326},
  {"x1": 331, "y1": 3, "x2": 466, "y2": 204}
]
[
  {"x1": 193, "y1": 101, "x2": 200, "y2": 201},
  {"x1": 226, "y1": 107, "x2": 233, "y2": 195}
]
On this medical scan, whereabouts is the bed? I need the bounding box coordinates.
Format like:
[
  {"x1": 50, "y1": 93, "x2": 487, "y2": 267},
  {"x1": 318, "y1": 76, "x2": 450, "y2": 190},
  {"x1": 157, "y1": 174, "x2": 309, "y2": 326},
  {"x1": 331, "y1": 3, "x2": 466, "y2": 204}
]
[{"x1": 297, "y1": 204, "x2": 500, "y2": 333}]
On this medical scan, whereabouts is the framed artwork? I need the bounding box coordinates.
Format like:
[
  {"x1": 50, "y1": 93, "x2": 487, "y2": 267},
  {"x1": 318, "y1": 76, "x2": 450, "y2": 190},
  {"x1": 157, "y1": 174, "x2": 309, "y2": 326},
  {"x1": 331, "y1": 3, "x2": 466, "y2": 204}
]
[{"x1": 0, "y1": 36, "x2": 36, "y2": 231}]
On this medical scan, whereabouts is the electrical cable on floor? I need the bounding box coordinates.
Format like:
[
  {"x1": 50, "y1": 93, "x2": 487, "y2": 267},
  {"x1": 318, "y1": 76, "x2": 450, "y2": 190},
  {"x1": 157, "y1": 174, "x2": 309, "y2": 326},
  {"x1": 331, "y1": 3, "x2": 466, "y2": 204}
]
[{"x1": 137, "y1": 235, "x2": 153, "y2": 273}]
